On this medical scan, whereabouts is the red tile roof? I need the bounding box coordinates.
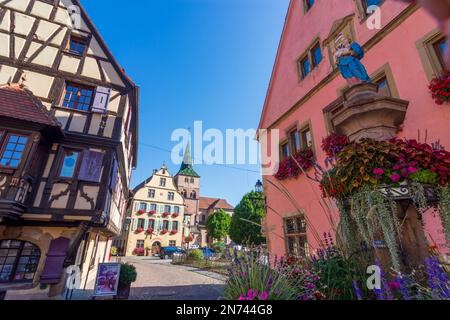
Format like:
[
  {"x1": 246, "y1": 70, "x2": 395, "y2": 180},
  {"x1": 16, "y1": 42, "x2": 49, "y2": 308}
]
[
  {"x1": 0, "y1": 84, "x2": 59, "y2": 127},
  {"x1": 199, "y1": 197, "x2": 234, "y2": 211}
]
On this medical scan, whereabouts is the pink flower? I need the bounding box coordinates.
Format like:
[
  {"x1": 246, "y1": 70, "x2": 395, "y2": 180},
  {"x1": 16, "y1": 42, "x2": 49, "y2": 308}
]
[
  {"x1": 390, "y1": 173, "x2": 401, "y2": 182},
  {"x1": 260, "y1": 291, "x2": 268, "y2": 300},
  {"x1": 373, "y1": 168, "x2": 384, "y2": 175},
  {"x1": 388, "y1": 281, "x2": 400, "y2": 290},
  {"x1": 407, "y1": 166, "x2": 417, "y2": 174},
  {"x1": 238, "y1": 295, "x2": 248, "y2": 301}
]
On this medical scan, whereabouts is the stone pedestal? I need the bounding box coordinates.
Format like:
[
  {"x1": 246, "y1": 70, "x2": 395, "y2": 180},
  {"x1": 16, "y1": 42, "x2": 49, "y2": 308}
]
[{"x1": 330, "y1": 83, "x2": 409, "y2": 142}]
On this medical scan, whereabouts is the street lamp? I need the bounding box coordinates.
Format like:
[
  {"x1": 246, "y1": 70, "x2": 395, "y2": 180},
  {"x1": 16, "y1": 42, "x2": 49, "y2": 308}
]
[{"x1": 255, "y1": 180, "x2": 263, "y2": 193}]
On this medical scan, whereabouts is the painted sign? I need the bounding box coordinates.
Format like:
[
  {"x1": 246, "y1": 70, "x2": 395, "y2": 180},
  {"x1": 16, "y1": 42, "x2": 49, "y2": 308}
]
[{"x1": 93, "y1": 263, "x2": 121, "y2": 297}]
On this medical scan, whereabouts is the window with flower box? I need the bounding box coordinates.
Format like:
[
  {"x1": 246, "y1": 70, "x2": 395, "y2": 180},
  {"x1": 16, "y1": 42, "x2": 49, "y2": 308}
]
[
  {"x1": 137, "y1": 219, "x2": 145, "y2": 229},
  {"x1": 174, "y1": 206, "x2": 180, "y2": 214},
  {"x1": 139, "y1": 202, "x2": 147, "y2": 211},
  {"x1": 149, "y1": 219, "x2": 155, "y2": 229},
  {"x1": 136, "y1": 240, "x2": 144, "y2": 248},
  {"x1": 164, "y1": 205, "x2": 171, "y2": 213},
  {"x1": 162, "y1": 220, "x2": 169, "y2": 230},
  {"x1": 149, "y1": 203, "x2": 157, "y2": 212},
  {"x1": 172, "y1": 221, "x2": 179, "y2": 232},
  {"x1": 284, "y1": 215, "x2": 308, "y2": 257},
  {"x1": 280, "y1": 142, "x2": 290, "y2": 160}
]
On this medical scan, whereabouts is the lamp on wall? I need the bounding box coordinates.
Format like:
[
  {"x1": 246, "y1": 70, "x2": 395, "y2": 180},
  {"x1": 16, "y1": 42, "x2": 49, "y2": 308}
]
[{"x1": 255, "y1": 180, "x2": 263, "y2": 193}]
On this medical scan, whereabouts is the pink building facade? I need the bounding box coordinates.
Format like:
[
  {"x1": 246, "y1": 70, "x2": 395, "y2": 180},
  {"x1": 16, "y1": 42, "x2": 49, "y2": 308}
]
[{"x1": 259, "y1": 0, "x2": 450, "y2": 258}]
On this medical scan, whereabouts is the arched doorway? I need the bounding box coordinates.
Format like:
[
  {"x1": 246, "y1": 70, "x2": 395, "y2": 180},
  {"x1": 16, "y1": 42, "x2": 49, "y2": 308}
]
[
  {"x1": 151, "y1": 241, "x2": 161, "y2": 256},
  {"x1": 0, "y1": 239, "x2": 40, "y2": 283}
]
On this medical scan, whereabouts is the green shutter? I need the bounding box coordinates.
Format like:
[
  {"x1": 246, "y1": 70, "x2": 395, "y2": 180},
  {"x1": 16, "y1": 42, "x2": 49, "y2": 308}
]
[
  {"x1": 131, "y1": 218, "x2": 137, "y2": 231},
  {"x1": 144, "y1": 219, "x2": 149, "y2": 230},
  {"x1": 168, "y1": 221, "x2": 172, "y2": 231},
  {"x1": 134, "y1": 202, "x2": 139, "y2": 212}
]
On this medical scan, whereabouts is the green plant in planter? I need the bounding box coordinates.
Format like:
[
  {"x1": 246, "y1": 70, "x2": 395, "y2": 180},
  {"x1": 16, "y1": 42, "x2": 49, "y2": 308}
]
[
  {"x1": 119, "y1": 263, "x2": 137, "y2": 285},
  {"x1": 188, "y1": 249, "x2": 204, "y2": 261},
  {"x1": 110, "y1": 246, "x2": 118, "y2": 256}
]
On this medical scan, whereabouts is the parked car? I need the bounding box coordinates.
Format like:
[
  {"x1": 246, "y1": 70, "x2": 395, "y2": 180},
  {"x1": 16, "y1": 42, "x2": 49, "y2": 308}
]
[
  {"x1": 201, "y1": 247, "x2": 215, "y2": 259},
  {"x1": 160, "y1": 246, "x2": 185, "y2": 260}
]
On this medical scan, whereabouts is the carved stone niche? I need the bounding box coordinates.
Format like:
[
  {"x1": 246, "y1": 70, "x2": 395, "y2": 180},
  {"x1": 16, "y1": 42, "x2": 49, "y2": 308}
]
[{"x1": 329, "y1": 83, "x2": 409, "y2": 142}]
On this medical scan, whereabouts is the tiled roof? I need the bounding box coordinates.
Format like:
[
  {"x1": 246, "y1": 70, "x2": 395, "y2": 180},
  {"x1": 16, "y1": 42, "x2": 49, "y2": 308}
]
[
  {"x1": 0, "y1": 84, "x2": 60, "y2": 127},
  {"x1": 199, "y1": 197, "x2": 234, "y2": 211}
]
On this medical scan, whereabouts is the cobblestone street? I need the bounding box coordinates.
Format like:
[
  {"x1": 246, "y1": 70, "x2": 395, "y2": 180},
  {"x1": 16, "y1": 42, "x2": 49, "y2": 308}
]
[{"x1": 121, "y1": 257, "x2": 226, "y2": 300}]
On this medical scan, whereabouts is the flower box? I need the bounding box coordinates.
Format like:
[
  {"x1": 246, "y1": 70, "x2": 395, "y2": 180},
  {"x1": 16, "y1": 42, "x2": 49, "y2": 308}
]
[
  {"x1": 170, "y1": 230, "x2": 178, "y2": 235},
  {"x1": 146, "y1": 228, "x2": 153, "y2": 235},
  {"x1": 135, "y1": 227, "x2": 144, "y2": 234},
  {"x1": 148, "y1": 210, "x2": 156, "y2": 215},
  {"x1": 161, "y1": 229, "x2": 168, "y2": 235},
  {"x1": 162, "y1": 212, "x2": 170, "y2": 217},
  {"x1": 171, "y1": 213, "x2": 179, "y2": 218},
  {"x1": 429, "y1": 71, "x2": 450, "y2": 105},
  {"x1": 133, "y1": 247, "x2": 144, "y2": 256},
  {"x1": 137, "y1": 209, "x2": 145, "y2": 215}
]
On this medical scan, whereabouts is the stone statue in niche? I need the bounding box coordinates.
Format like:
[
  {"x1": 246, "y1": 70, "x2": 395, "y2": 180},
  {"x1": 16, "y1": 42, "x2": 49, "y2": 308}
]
[{"x1": 334, "y1": 33, "x2": 371, "y2": 85}]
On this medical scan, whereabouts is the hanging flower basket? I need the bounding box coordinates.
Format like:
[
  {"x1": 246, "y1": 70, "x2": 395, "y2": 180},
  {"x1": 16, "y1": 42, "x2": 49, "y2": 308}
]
[
  {"x1": 170, "y1": 230, "x2": 178, "y2": 235},
  {"x1": 135, "y1": 227, "x2": 144, "y2": 234},
  {"x1": 428, "y1": 70, "x2": 450, "y2": 105},
  {"x1": 146, "y1": 228, "x2": 153, "y2": 235},
  {"x1": 148, "y1": 210, "x2": 156, "y2": 216},
  {"x1": 321, "y1": 133, "x2": 349, "y2": 159},
  {"x1": 137, "y1": 210, "x2": 145, "y2": 215},
  {"x1": 172, "y1": 213, "x2": 179, "y2": 218},
  {"x1": 161, "y1": 229, "x2": 168, "y2": 235},
  {"x1": 275, "y1": 148, "x2": 314, "y2": 181},
  {"x1": 162, "y1": 212, "x2": 170, "y2": 217}
]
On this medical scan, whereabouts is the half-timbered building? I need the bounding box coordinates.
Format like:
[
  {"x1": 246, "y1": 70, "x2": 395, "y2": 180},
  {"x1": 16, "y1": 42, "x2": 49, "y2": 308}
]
[{"x1": 0, "y1": 0, "x2": 138, "y2": 298}]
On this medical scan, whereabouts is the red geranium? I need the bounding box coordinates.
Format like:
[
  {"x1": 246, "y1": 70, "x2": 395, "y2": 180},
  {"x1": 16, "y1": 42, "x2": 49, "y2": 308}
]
[
  {"x1": 321, "y1": 133, "x2": 349, "y2": 158},
  {"x1": 135, "y1": 227, "x2": 144, "y2": 234},
  {"x1": 146, "y1": 228, "x2": 153, "y2": 235},
  {"x1": 161, "y1": 229, "x2": 168, "y2": 235},
  {"x1": 172, "y1": 213, "x2": 179, "y2": 218},
  {"x1": 275, "y1": 148, "x2": 314, "y2": 181},
  {"x1": 137, "y1": 209, "x2": 145, "y2": 215},
  {"x1": 148, "y1": 210, "x2": 156, "y2": 215},
  {"x1": 133, "y1": 247, "x2": 145, "y2": 256},
  {"x1": 429, "y1": 70, "x2": 450, "y2": 105},
  {"x1": 170, "y1": 230, "x2": 178, "y2": 235},
  {"x1": 162, "y1": 212, "x2": 170, "y2": 217}
]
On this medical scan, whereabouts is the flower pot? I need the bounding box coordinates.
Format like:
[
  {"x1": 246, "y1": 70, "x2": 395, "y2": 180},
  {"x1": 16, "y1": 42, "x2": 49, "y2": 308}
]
[{"x1": 117, "y1": 282, "x2": 131, "y2": 300}]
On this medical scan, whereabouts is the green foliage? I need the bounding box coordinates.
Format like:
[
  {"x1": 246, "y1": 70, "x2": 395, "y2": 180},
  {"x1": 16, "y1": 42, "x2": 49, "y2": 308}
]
[
  {"x1": 438, "y1": 186, "x2": 450, "y2": 245},
  {"x1": 229, "y1": 191, "x2": 266, "y2": 245},
  {"x1": 211, "y1": 242, "x2": 226, "y2": 254},
  {"x1": 410, "y1": 169, "x2": 439, "y2": 184},
  {"x1": 206, "y1": 209, "x2": 231, "y2": 242},
  {"x1": 188, "y1": 249, "x2": 204, "y2": 261},
  {"x1": 119, "y1": 263, "x2": 137, "y2": 285}
]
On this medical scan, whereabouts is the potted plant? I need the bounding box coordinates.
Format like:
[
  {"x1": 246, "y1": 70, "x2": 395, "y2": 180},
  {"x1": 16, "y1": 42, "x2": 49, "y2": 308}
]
[
  {"x1": 133, "y1": 247, "x2": 145, "y2": 256},
  {"x1": 146, "y1": 228, "x2": 153, "y2": 235},
  {"x1": 137, "y1": 209, "x2": 145, "y2": 215},
  {"x1": 161, "y1": 229, "x2": 168, "y2": 235},
  {"x1": 429, "y1": 70, "x2": 450, "y2": 105},
  {"x1": 162, "y1": 212, "x2": 170, "y2": 217},
  {"x1": 172, "y1": 212, "x2": 179, "y2": 218},
  {"x1": 117, "y1": 263, "x2": 137, "y2": 300},
  {"x1": 148, "y1": 210, "x2": 156, "y2": 216},
  {"x1": 135, "y1": 227, "x2": 144, "y2": 234},
  {"x1": 170, "y1": 230, "x2": 178, "y2": 235}
]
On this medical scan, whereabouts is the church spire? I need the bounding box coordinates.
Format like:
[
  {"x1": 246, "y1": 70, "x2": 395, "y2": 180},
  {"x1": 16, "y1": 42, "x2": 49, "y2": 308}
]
[{"x1": 177, "y1": 140, "x2": 200, "y2": 177}]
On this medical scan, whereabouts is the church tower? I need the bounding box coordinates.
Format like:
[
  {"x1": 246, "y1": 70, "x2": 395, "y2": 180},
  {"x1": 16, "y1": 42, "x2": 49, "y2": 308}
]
[{"x1": 174, "y1": 141, "x2": 200, "y2": 218}]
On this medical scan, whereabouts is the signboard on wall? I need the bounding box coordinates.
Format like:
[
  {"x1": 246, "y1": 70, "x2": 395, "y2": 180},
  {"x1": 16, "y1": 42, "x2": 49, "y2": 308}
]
[{"x1": 93, "y1": 263, "x2": 121, "y2": 297}]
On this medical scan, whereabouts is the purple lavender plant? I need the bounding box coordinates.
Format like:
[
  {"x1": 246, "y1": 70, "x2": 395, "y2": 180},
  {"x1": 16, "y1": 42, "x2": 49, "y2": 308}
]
[{"x1": 425, "y1": 256, "x2": 450, "y2": 300}]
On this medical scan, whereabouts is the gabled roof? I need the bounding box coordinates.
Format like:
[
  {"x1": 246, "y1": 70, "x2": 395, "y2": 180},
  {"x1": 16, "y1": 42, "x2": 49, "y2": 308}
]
[
  {"x1": 0, "y1": 84, "x2": 61, "y2": 128},
  {"x1": 199, "y1": 197, "x2": 234, "y2": 211}
]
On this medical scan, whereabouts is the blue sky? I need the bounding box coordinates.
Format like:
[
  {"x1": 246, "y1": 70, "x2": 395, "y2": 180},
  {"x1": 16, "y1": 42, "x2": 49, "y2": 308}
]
[{"x1": 83, "y1": 0, "x2": 289, "y2": 205}]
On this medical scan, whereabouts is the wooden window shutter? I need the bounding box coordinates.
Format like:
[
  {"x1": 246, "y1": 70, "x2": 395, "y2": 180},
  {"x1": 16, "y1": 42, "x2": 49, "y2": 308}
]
[
  {"x1": 131, "y1": 218, "x2": 137, "y2": 231},
  {"x1": 92, "y1": 86, "x2": 111, "y2": 113},
  {"x1": 144, "y1": 219, "x2": 149, "y2": 230},
  {"x1": 40, "y1": 237, "x2": 70, "y2": 284},
  {"x1": 168, "y1": 221, "x2": 172, "y2": 231},
  {"x1": 134, "y1": 202, "x2": 139, "y2": 212},
  {"x1": 78, "y1": 150, "x2": 104, "y2": 182}
]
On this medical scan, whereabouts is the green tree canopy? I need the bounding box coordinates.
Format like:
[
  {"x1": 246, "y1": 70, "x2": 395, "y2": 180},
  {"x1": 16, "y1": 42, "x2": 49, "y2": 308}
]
[
  {"x1": 229, "y1": 191, "x2": 266, "y2": 245},
  {"x1": 206, "y1": 209, "x2": 231, "y2": 242}
]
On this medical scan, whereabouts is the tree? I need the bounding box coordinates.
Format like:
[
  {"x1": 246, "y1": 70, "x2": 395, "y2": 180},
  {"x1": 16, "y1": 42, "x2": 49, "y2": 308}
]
[
  {"x1": 229, "y1": 191, "x2": 266, "y2": 245},
  {"x1": 206, "y1": 209, "x2": 231, "y2": 242}
]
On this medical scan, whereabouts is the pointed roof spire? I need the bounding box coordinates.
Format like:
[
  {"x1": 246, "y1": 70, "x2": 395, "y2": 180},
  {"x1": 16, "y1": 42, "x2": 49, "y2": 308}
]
[{"x1": 177, "y1": 140, "x2": 200, "y2": 177}]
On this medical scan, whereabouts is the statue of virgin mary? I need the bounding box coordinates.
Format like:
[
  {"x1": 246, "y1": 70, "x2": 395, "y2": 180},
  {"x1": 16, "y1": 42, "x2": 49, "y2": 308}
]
[{"x1": 334, "y1": 33, "x2": 371, "y2": 85}]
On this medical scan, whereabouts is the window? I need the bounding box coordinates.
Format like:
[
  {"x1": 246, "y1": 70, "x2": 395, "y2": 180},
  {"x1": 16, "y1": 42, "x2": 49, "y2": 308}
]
[
  {"x1": 185, "y1": 177, "x2": 189, "y2": 183},
  {"x1": 190, "y1": 178, "x2": 194, "y2": 183},
  {"x1": 137, "y1": 219, "x2": 145, "y2": 229},
  {"x1": 148, "y1": 189, "x2": 155, "y2": 198},
  {"x1": 0, "y1": 240, "x2": 40, "y2": 283},
  {"x1": 284, "y1": 216, "x2": 308, "y2": 257},
  {"x1": 174, "y1": 206, "x2": 180, "y2": 214},
  {"x1": 164, "y1": 205, "x2": 171, "y2": 213},
  {"x1": 149, "y1": 219, "x2": 155, "y2": 229},
  {"x1": 162, "y1": 220, "x2": 169, "y2": 230},
  {"x1": 303, "y1": 0, "x2": 314, "y2": 12},
  {"x1": 311, "y1": 43, "x2": 323, "y2": 67},
  {"x1": 59, "y1": 150, "x2": 80, "y2": 178},
  {"x1": 376, "y1": 76, "x2": 391, "y2": 97},
  {"x1": 136, "y1": 240, "x2": 144, "y2": 248},
  {"x1": 280, "y1": 142, "x2": 290, "y2": 160},
  {"x1": 300, "y1": 126, "x2": 313, "y2": 151},
  {"x1": 160, "y1": 178, "x2": 166, "y2": 187},
  {"x1": 362, "y1": 0, "x2": 383, "y2": 12},
  {"x1": 200, "y1": 214, "x2": 206, "y2": 224},
  {"x1": 68, "y1": 35, "x2": 88, "y2": 56},
  {"x1": 168, "y1": 192, "x2": 175, "y2": 201},
  {"x1": 150, "y1": 204, "x2": 157, "y2": 212},
  {"x1": 172, "y1": 221, "x2": 179, "y2": 231},
  {"x1": 182, "y1": 190, "x2": 187, "y2": 198},
  {"x1": 169, "y1": 241, "x2": 176, "y2": 247},
  {"x1": 0, "y1": 135, "x2": 28, "y2": 168},
  {"x1": 299, "y1": 56, "x2": 310, "y2": 79},
  {"x1": 433, "y1": 37, "x2": 447, "y2": 70},
  {"x1": 62, "y1": 83, "x2": 94, "y2": 111},
  {"x1": 190, "y1": 191, "x2": 197, "y2": 199},
  {"x1": 139, "y1": 202, "x2": 147, "y2": 211},
  {"x1": 289, "y1": 129, "x2": 300, "y2": 155}
]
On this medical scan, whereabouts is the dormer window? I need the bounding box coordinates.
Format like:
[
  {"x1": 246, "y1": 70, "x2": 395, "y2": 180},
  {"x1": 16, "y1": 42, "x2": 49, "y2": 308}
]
[
  {"x1": 68, "y1": 34, "x2": 88, "y2": 56},
  {"x1": 160, "y1": 178, "x2": 166, "y2": 187}
]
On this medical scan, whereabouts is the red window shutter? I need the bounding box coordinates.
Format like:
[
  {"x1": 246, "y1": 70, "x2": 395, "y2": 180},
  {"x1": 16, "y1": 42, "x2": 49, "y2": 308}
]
[{"x1": 40, "y1": 237, "x2": 70, "y2": 285}]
